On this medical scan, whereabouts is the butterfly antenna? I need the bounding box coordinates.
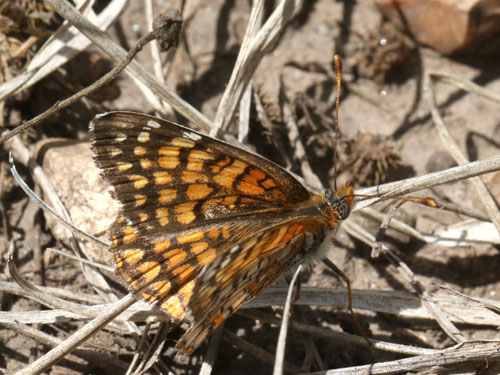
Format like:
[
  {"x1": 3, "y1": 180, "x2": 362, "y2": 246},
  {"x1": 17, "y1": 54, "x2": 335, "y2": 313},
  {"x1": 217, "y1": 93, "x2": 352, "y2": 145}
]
[{"x1": 333, "y1": 55, "x2": 342, "y2": 192}]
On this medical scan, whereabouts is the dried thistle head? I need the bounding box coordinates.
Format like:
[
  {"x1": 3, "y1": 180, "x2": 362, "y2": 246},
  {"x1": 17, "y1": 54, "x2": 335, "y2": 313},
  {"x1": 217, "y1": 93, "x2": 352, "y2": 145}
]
[{"x1": 343, "y1": 133, "x2": 406, "y2": 187}]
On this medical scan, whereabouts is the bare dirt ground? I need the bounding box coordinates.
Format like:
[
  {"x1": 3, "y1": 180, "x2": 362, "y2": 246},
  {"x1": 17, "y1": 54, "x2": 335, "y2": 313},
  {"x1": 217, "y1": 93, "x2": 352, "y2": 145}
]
[{"x1": 1, "y1": 1, "x2": 500, "y2": 374}]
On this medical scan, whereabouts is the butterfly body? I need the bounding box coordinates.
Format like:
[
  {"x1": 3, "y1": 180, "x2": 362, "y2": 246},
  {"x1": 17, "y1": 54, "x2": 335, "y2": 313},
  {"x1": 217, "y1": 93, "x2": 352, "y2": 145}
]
[{"x1": 90, "y1": 111, "x2": 353, "y2": 353}]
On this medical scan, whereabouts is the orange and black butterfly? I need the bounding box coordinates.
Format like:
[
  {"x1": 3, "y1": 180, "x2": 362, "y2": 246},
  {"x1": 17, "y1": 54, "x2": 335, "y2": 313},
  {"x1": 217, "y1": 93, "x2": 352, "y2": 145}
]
[{"x1": 90, "y1": 111, "x2": 353, "y2": 353}]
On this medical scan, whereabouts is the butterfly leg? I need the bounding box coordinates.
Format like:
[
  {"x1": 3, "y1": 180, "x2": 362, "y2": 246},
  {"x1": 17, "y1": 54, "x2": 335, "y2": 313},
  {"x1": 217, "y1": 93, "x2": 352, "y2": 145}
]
[{"x1": 322, "y1": 258, "x2": 371, "y2": 346}]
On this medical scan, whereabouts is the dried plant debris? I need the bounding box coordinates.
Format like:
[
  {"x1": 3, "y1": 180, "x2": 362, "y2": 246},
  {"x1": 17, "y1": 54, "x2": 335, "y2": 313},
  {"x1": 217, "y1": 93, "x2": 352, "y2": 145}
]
[
  {"x1": 348, "y1": 21, "x2": 416, "y2": 85},
  {"x1": 290, "y1": 93, "x2": 338, "y2": 183},
  {"x1": 342, "y1": 132, "x2": 408, "y2": 187},
  {"x1": 0, "y1": 0, "x2": 60, "y2": 36},
  {"x1": 0, "y1": 0, "x2": 62, "y2": 78}
]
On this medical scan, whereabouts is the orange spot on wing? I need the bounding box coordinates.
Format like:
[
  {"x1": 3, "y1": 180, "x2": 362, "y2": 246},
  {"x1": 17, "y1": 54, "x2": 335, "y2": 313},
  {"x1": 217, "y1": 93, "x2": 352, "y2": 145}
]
[
  {"x1": 117, "y1": 162, "x2": 132, "y2": 172},
  {"x1": 129, "y1": 175, "x2": 148, "y2": 189},
  {"x1": 207, "y1": 226, "x2": 220, "y2": 239},
  {"x1": 158, "y1": 146, "x2": 180, "y2": 156},
  {"x1": 250, "y1": 168, "x2": 266, "y2": 180},
  {"x1": 214, "y1": 160, "x2": 248, "y2": 188},
  {"x1": 190, "y1": 241, "x2": 208, "y2": 254},
  {"x1": 123, "y1": 226, "x2": 137, "y2": 244},
  {"x1": 175, "y1": 202, "x2": 197, "y2": 224},
  {"x1": 153, "y1": 239, "x2": 171, "y2": 253},
  {"x1": 161, "y1": 295, "x2": 186, "y2": 320},
  {"x1": 197, "y1": 248, "x2": 216, "y2": 266},
  {"x1": 186, "y1": 183, "x2": 213, "y2": 200},
  {"x1": 134, "y1": 146, "x2": 146, "y2": 155},
  {"x1": 267, "y1": 225, "x2": 289, "y2": 249},
  {"x1": 223, "y1": 195, "x2": 238, "y2": 208},
  {"x1": 177, "y1": 229, "x2": 204, "y2": 244},
  {"x1": 209, "y1": 311, "x2": 228, "y2": 328},
  {"x1": 171, "y1": 137, "x2": 195, "y2": 148},
  {"x1": 173, "y1": 263, "x2": 195, "y2": 279},
  {"x1": 187, "y1": 150, "x2": 213, "y2": 171},
  {"x1": 135, "y1": 194, "x2": 146, "y2": 206},
  {"x1": 261, "y1": 178, "x2": 277, "y2": 189},
  {"x1": 159, "y1": 189, "x2": 177, "y2": 204},
  {"x1": 152, "y1": 280, "x2": 172, "y2": 296},
  {"x1": 158, "y1": 156, "x2": 180, "y2": 169},
  {"x1": 154, "y1": 171, "x2": 171, "y2": 185},
  {"x1": 140, "y1": 159, "x2": 153, "y2": 169},
  {"x1": 140, "y1": 292, "x2": 157, "y2": 302},
  {"x1": 165, "y1": 248, "x2": 187, "y2": 267},
  {"x1": 221, "y1": 224, "x2": 231, "y2": 239},
  {"x1": 115, "y1": 254, "x2": 123, "y2": 269},
  {"x1": 237, "y1": 175, "x2": 265, "y2": 195},
  {"x1": 137, "y1": 261, "x2": 161, "y2": 283},
  {"x1": 156, "y1": 208, "x2": 169, "y2": 226},
  {"x1": 270, "y1": 188, "x2": 285, "y2": 200},
  {"x1": 181, "y1": 170, "x2": 208, "y2": 183},
  {"x1": 210, "y1": 156, "x2": 231, "y2": 173},
  {"x1": 123, "y1": 249, "x2": 143, "y2": 265}
]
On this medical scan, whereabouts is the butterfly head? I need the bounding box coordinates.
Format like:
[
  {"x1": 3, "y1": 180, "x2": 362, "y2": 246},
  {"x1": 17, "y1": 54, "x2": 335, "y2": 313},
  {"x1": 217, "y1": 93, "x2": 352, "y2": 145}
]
[{"x1": 325, "y1": 181, "x2": 354, "y2": 221}]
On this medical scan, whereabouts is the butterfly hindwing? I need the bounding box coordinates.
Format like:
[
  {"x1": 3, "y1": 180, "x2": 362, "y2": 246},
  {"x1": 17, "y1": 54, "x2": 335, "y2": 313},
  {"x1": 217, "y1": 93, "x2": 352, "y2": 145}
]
[{"x1": 177, "y1": 216, "x2": 328, "y2": 353}]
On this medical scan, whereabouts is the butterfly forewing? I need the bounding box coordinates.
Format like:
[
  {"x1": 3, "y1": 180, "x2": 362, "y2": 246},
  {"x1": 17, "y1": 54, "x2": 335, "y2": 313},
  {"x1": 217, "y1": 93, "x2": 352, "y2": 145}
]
[{"x1": 90, "y1": 112, "x2": 327, "y2": 332}]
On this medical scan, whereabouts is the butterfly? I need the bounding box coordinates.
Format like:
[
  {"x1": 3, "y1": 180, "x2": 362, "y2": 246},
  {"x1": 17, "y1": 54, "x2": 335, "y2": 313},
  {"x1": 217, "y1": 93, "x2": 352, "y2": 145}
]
[{"x1": 90, "y1": 111, "x2": 353, "y2": 353}]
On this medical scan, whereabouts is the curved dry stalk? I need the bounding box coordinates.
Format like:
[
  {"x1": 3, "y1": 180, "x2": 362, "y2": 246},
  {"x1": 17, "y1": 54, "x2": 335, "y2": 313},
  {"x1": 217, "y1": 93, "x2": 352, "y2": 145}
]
[
  {"x1": 425, "y1": 72, "x2": 500, "y2": 234},
  {"x1": 354, "y1": 154, "x2": 500, "y2": 210},
  {"x1": 44, "y1": 0, "x2": 212, "y2": 131},
  {"x1": 0, "y1": 0, "x2": 127, "y2": 102},
  {"x1": 16, "y1": 294, "x2": 137, "y2": 375},
  {"x1": 212, "y1": 0, "x2": 305, "y2": 136}
]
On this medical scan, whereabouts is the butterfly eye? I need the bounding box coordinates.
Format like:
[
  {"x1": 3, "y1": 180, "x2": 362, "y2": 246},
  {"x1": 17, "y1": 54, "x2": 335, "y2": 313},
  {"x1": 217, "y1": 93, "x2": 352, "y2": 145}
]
[{"x1": 335, "y1": 198, "x2": 351, "y2": 220}]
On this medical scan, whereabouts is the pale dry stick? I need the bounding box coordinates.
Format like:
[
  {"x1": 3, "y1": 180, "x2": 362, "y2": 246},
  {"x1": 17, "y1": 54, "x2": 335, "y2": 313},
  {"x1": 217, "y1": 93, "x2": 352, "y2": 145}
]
[
  {"x1": 344, "y1": 220, "x2": 467, "y2": 344},
  {"x1": 371, "y1": 201, "x2": 405, "y2": 258},
  {"x1": 305, "y1": 341, "x2": 500, "y2": 375},
  {"x1": 354, "y1": 154, "x2": 500, "y2": 211},
  {"x1": 145, "y1": 0, "x2": 175, "y2": 118},
  {"x1": 45, "y1": 248, "x2": 114, "y2": 272},
  {"x1": 3, "y1": 322, "x2": 129, "y2": 373},
  {"x1": 430, "y1": 72, "x2": 500, "y2": 103},
  {"x1": 212, "y1": 0, "x2": 264, "y2": 138},
  {"x1": 16, "y1": 294, "x2": 137, "y2": 375},
  {"x1": 200, "y1": 325, "x2": 225, "y2": 375},
  {"x1": 44, "y1": 0, "x2": 212, "y2": 131},
  {"x1": 437, "y1": 284, "x2": 500, "y2": 315},
  {"x1": 357, "y1": 207, "x2": 426, "y2": 242},
  {"x1": 239, "y1": 83, "x2": 252, "y2": 144},
  {"x1": 426, "y1": 72, "x2": 500, "y2": 234},
  {"x1": 249, "y1": 287, "x2": 500, "y2": 326},
  {"x1": 282, "y1": 89, "x2": 324, "y2": 191},
  {"x1": 241, "y1": 309, "x2": 439, "y2": 357},
  {"x1": 5, "y1": 284, "x2": 498, "y2": 327},
  {"x1": 213, "y1": 0, "x2": 305, "y2": 136},
  {"x1": 125, "y1": 323, "x2": 151, "y2": 375},
  {"x1": 0, "y1": 281, "x2": 104, "y2": 306},
  {"x1": 238, "y1": 3, "x2": 265, "y2": 144},
  {"x1": 273, "y1": 264, "x2": 303, "y2": 375},
  {"x1": 0, "y1": 0, "x2": 126, "y2": 102},
  {"x1": 223, "y1": 329, "x2": 301, "y2": 373}
]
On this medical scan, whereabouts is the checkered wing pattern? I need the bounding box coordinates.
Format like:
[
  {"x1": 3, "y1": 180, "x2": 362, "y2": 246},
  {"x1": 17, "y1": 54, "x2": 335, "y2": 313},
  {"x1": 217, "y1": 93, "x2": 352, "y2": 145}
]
[{"x1": 90, "y1": 112, "x2": 333, "y2": 352}]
